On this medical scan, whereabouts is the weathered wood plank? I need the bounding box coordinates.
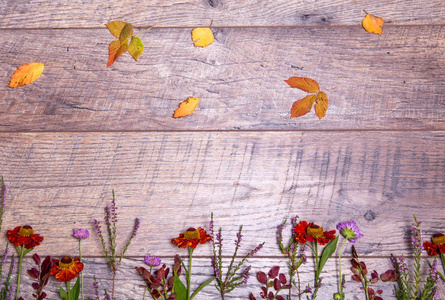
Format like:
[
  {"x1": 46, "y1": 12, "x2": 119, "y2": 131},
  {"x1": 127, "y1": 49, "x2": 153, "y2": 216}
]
[
  {"x1": 9, "y1": 257, "x2": 444, "y2": 300},
  {"x1": 0, "y1": 132, "x2": 443, "y2": 256},
  {"x1": 0, "y1": 0, "x2": 444, "y2": 28},
  {"x1": 1, "y1": 26, "x2": 444, "y2": 131}
]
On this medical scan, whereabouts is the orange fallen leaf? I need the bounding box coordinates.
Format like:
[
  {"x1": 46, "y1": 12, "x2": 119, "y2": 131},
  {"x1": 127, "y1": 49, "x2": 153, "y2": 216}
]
[
  {"x1": 9, "y1": 63, "x2": 45, "y2": 88},
  {"x1": 362, "y1": 11, "x2": 384, "y2": 35},
  {"x1": 192, "y1": 27, "x2": 214, "y2": 47},
  {"x1": 173, "y1": 97, "x2": 200, "y2": 118},
  {"x1": 107, "y1": 40, "x2": 129, "y2": 68},
  {"x1": 285, "y1": 77, "x2": 330, "y2": 119}
]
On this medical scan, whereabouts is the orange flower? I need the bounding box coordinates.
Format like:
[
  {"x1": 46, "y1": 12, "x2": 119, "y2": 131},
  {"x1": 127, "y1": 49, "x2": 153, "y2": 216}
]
[
  {"x1": 294, "y1": 221, "x2": 336, "y2": 246},
  {"x1": 50, "y1": 256, "x2": 84, "y2": 282},
  {"x1": 172, "y1": 227, "x2": 211, "y2": 249},
  {"x1": 423, "y1": 233, "x2": 445, "y2": 256},
  {"x1": 7, "y1": 225, "x2": 44, "y2": 249}
]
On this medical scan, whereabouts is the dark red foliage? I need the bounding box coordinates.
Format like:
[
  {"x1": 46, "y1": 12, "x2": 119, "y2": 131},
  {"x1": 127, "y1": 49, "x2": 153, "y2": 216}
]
[
  {"x1": 380, "y1": 269, "x2": 399, "y2": 282},
  {"x1": 27, "y1": 254, "x2": 52, "y2": 300},
  {"x1": 268, "y1": 266, "x2": 280, "y2": 279},
  {"x1": 252, "y1": 266, "x2": 289, "y2": 299}
]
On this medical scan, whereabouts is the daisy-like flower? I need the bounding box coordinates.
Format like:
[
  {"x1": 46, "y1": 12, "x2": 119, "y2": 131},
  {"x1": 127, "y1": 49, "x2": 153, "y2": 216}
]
[
  {"x1": 172, "y1": 227, "x2": 211, "y2": 248},
  {"x1": 7, "y1": 225, "x2": 44, "y2": 249},
  {"x1": 336, "y1": 220, "x2": 363, "y2": 243},
  {"x1": 294, "y1": 221, "x2": 336, "y2": 246},
  {"x1": 73, "y1": 228, "x2": 89, "y2": 240},
  {"x1": 144, "y1": 255, "x2": 161, "y2": 266},
  {"x1": 423, "y1": 233, "x2": 445, "y2": 256},
  {"x1": 50, "y1": 256, "x2": 84, "y2": 282}
]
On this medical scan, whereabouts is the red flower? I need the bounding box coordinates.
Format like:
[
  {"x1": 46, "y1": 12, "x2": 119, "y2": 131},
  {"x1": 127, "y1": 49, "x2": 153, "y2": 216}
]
[
  {"x1": 294, "y1": 221, "x2": 336, "y2": 246},
  {"x1": 171, "y1": 227, "x2": 211, "y2": 249},
  {"x1": 50, "y1": 256, "x2": 84, "y2": 282},
  {"x1": 423, "y1": 232, "x2": 445, "y2": 256},
  {"x1": 7, "y1": 225, "x2": 44, "y2": 249}
]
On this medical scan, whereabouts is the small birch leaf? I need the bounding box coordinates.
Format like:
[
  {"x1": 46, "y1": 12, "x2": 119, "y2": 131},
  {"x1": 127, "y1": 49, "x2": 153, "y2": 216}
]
[
  {"x1": 9, "y1": 62, "x2": 45, "y2": 88},
  {"x1": 315, "y1": 91, "x2": 329, "y2": 119},
  {"x1": 173, "y1": 97, "x2": 200, "y2": 118},
  {"x1": 290, "y1": 94, "x2": 316, "y2": 118},
  {"x1": 119, "y1": 23, "x2": 134, "y2": 42},
  {"x1": 128, "y1": 36, "x2": 144, "y2": 61},
  {"x1": 192, "y1": 27, "x2": 214, "y2": 47},
  {"x1": 107, "y1": 40, "x2": 128, "y2": 68},
  {"x1": 105, "y1": 21, "x2": 128, "y2": 38},
  {"x1": 362, "y1": 13, "x2": 384, "y2": 35},
  {"x1": 285, "y1": 77, "x2": 320, "y2": 93}
]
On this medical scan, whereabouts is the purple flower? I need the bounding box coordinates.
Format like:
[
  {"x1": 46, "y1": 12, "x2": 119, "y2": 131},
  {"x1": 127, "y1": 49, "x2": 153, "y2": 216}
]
[
  {"x1": 93, "y1": 219, "x2": 102, "y2": 236},
  {"x1": 249, "y1": 243, "x2": 264, "y2": 258},
  {"x1": 235, "y1": 232, "x2": 243, "y2": 247},
  {"x1": 242, "y1": 266, "x2": 251, "y2": 284},
  {"x1": 2, "y1": 247, "x2": 10, "y2": 268},
  {"x1": 73, "y1": 228, "x2": 90, "y2": 240},
  {"x1": 144, "y1": 255, "x2": 161, "y2": 266},
  {"x1": 336, "y1": 220, "x2": 363, "y2": 243},
  {"x1": 303, "y1": 284, "x2": 312, "y2": 294},
  {"x1": 411, "y1": 218, "x2": 423, "y2": 253},
  {"x1": 131, "y1": 218, "x2": 140, "y2": 239},
  {"x1": 93, "y1": 280, "x2": 100, "y2": 300},
  {"x1": 211, "y1": 256, "x2": 221, "y2": 279}
]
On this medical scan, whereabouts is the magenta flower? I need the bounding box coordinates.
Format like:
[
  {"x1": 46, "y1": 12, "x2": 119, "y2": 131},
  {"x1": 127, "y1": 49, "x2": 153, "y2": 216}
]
[
  {"x1": 144, "y1": 255, "x2": 161, "y2": 266},
  {"x1": 337, "y1": 220, "x2": 363, "y2": 243},
  {"x1": 73, "y1": 228, "x2": 90, "y2": 240}
]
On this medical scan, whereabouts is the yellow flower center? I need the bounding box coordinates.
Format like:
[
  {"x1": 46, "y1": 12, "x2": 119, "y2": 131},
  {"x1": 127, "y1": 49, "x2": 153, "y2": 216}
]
[
  {"x1": 307, "y1": 225, "x2": 324, "y2": 238},
  {"x1": 184, "y1": 228, "x2": 200, "y2": 240},
  {"x1": 19, "y1": 225, "x2": 34, "y2": 237},
  {"x1": 432, "y1": 235, "x2": 445, "y2": 245},
  {"x1": 59, "y1": 256, "x2": 74, "y2": 269}
]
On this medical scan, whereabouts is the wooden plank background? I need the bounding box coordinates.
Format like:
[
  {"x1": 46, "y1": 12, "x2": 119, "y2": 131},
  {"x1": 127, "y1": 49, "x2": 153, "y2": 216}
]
[{"x1": 0, "y1": 0, "x2": 444, "y2": 299}]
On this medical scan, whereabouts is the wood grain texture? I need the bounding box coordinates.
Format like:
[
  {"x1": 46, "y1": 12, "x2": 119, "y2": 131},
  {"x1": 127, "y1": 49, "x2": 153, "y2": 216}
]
[
  {"x1": 14, "y1": 257, "x2": 441, "y2": 300},
  {"x1": 1, "y1": 132, "x2": 443, "y2": 256},
  {"x1": 0, "y1": 0, "x2": 444, "y2": 28},
  {"x1": 1, "y1": 26, "x2": 444, "y2": 131}
]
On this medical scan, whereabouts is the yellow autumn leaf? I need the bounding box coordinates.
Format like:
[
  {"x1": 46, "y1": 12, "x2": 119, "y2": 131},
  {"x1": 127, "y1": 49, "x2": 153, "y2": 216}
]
[
  {"x1": 105, "y1": 21, "x2": 128, "y2": 38},
  {"x1": 362, "y1": 12, "x2": 384, "y2": 35},
  {"x1": 9, "y1": 63, "x2": 45, "y2": 88},
  {"x1": 314, "y1": 91, "x2": 329, "y2": 119},
  {"x1": 173, "y1": 97, "x2": 200, "y2": 118},
  {"x1": 192, "y1": 27, "x2": 214, "y2": 47}
]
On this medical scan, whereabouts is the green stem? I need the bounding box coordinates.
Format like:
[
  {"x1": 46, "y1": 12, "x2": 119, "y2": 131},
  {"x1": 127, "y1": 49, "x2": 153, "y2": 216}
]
[
  {"x1": 441, "y1": 253, "x2": 445, "y2": 280},
  {"x1": 337, "y1": 239, "x2": 347, "y2": 298},
  {"x1": 15, "y1": 245, "x2": 25, "y2": 300},
  {"x1": 79, "y1": 240, "x2": 84, "y2": 300},
  {"x1": 187, "y1": 248, "x2": 194, "y2": 300},
  {"x1": 66, "y1": 280, "x2": 71, "y2": 300},
  {"x1": 312, "y1": 243, "x2": 319, "y2": 300}
]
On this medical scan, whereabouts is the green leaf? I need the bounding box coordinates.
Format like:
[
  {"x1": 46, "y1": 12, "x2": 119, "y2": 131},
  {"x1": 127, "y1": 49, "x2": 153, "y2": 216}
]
[
  {"x1": 173, "y1": 271, "x2": 187, "y2": 300},
  {"x1": 190, "y1": 277, "x2": 215, "y2": 299},
  {"x1": 70, "y1": 276, "x2": 81, "y2": 300},
  {"x1": 318, "y1": 236, "x2": 339, "y2": 275},
  {"x1": 119, "y1": 23, "x2": 134, "y2": 42},
  {"x1": 59, "y1": 285, "x2": 68, "y2": 300},
  {"x1": 128, "y1": 36, "x2": 144, "y2": 61}
]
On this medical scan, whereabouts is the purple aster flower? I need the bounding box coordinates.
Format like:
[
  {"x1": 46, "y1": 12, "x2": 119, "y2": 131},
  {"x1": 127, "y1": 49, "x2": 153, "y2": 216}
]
[
  {"x1": 336, "y1": 220, "x2": 363, "y2": 243},
  {"x1": 144, "y1": 255, "x2": 161, "y2": 266},
  {"x1": 73, "y1": 228, "x2": 90, "y2": 240}
]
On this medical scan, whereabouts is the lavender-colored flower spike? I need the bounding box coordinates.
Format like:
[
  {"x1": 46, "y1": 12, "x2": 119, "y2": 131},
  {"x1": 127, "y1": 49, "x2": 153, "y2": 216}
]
[
  {"x1": 131, "y1": 218, "x2": 140, "y2": 239},
  {"x1": 144, "y1": 255, "x2": 161, "y2": 266},
  {"x1": 93, "y1": 280, "x2": 100, "y2": 300},
  {"x1": 249, "y1": 243, "x2": 264, "y2": 258},
  {"x1": 336, "y1": 220, "x2": 363, "y2": 243},
  {"x1": 73, "y1": 228, "x2": 90, "y2": 240},
  {"x1": 242, "y1": 266, "x2": 251, "y2": 284},
  {"x1": 93, "y1": 219, "x2": 102, "y2": 237},
  {"x1": 211, "y1": 256, "x2": 221, "y2": 279},
  {"x1": 235, "y1": 232, "x2": 243, "y2": 247}
]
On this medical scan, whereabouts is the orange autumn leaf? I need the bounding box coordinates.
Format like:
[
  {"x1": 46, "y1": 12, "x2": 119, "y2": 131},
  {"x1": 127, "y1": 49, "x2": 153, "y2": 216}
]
[
  {"x1": 173, "y1": 97, "x2": 200, "y2": 118},
  {"x1": 285, "y1": 77, "x2": 320, "y2": 93},
  {"x1": 286, "y1": 77, "x2": 330, "y2": 119},
  {"x1": 192, "y1": 27, "x2": 214, "y2": 47},
  {"x1": 314, "y1": 91, "x2": 328, "y2": 119},
  {"x1": 105, "y1": 21, "x2": 128, "y2": 38},
  {"x1": 291, "y1": 94, "x2": 316, "y2": 118},
  {"x1": 362, "y1": 12, "x2": 384, "y2": 35},
  {"x1": 107, "y1": 40, "x2": 128, "y2": 68},
  {"x1": 9, "y1": 62, "x2": 45, "y2": 88}
]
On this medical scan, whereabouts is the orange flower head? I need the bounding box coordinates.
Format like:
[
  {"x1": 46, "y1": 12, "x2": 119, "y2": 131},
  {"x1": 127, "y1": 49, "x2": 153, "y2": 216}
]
[
  {"x1": 7, "y1": 225, "x2": 44, "y2": 249},
  {"x1": 294, "y1": 221, "x2": 336, "y2": 246},
  {"x1": 172, "y1": 227, "x2": 211, "y2": 249},
  {"x1": 50, "y1": 256, "x2": 84, "y2": 282},
  {"x1": 423, "y1": 233, "x2": 445, "y2": 256}
]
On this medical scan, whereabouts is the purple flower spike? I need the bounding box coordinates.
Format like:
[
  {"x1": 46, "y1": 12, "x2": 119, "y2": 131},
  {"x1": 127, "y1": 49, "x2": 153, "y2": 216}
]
[
  {"x1": 336, "y1": 220, "x2": 363, "y2": 243},
  {"x1": 144, "y1": 255, "x2": 161, "y2": 266},
  {"x1": 73, "y1": 228, "x2": 90, "y2": 240}
]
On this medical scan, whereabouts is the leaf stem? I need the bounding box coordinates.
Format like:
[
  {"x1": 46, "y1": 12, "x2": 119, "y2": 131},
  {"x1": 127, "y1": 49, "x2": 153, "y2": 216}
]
[{"x1": 134, "y1": 20, "x2": 163, "y2": 37}]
